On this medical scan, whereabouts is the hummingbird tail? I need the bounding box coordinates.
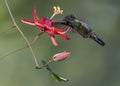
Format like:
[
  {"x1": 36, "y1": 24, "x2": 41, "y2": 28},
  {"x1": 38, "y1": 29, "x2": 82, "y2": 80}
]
[{"x1": 89, "y1": 33, "x2": 105, "y2": 46}]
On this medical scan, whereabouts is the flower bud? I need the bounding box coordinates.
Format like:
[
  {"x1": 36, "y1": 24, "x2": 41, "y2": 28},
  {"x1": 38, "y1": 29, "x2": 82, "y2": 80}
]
[{"x1": 52, "y1": 51, "x2": 70, "y2": 62}]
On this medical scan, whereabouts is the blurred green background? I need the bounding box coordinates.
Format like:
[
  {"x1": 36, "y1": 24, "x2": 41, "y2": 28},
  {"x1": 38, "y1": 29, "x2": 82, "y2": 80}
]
[{"x1": 0, "y1": 0, "x2": 120, "y2": 86}]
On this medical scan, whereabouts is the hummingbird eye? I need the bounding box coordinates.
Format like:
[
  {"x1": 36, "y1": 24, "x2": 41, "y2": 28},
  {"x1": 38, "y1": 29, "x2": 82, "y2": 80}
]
[
  {"x1": 64, "y1": 16, "x2": 72, "y2": 21},
  {"x1": 68, "y1": 17, "x2": 72, "y2": 20}
]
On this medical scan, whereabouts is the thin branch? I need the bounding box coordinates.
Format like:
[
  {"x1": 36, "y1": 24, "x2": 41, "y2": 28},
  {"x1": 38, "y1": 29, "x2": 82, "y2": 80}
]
[
  {"x1": 4, "y1": 0, "x2": 40, "y2": 68},
  {"x1": 36, "y1": 59, "x2": 53, "y2": 69},
  {"x1": 0, "y1": 32, "x2": 43, "y2": 62},
  {"x1": 0, "y1": 25, "x2": 16, "y2": 35}
]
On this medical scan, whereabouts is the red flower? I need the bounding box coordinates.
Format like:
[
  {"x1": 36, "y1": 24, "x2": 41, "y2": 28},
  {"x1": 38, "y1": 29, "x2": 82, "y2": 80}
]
[{"x1": 21, "y1": 8, "x2": 70, "y2": 46}]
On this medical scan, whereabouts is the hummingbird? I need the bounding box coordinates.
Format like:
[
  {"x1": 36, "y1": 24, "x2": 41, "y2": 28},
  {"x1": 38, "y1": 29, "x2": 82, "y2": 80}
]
[{"x1": 53, "y1": 14, "x2": 105, "y2": 46}]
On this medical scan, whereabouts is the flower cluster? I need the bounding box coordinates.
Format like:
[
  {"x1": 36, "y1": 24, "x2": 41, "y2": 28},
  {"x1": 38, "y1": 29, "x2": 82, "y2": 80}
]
[
  {"x1": 21, "y1": 7, "x2": 70, "y2": 46},
  {"x1": 21, "y1": 6, "x2": 71, "y2": 82},
  {"x1": 21, "y1": 6, "x2": 71, "y2": 80}
]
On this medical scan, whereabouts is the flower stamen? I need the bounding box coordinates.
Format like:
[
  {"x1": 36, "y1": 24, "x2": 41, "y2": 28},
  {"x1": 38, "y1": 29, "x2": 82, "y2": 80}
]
[{"x1": 50, "y1": 6, "x2": 63, "y2": 19}]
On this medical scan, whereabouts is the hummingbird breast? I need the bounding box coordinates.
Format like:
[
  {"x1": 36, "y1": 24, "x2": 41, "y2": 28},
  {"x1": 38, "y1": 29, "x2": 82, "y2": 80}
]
[{"x1": 74, "y1": 19, "x2": 92, "y2": 38}]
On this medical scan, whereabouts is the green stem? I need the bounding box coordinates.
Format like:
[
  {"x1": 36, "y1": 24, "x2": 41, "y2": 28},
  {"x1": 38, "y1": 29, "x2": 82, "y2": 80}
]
[
  {"x1": 4, "y1": 0, "x2": 39, "y2": 68},
  {"x1": 50, "y1": 13, "x2": 57, "y2": 20},
  {"x1": 36, "y1": 59, "x2": 53, "y2": 69}
]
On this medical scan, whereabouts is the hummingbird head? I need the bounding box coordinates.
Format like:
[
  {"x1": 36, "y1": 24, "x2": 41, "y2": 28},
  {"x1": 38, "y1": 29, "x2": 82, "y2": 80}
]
[{"x1": 62, "y1": 14, "x2": 77, "y2": 24}]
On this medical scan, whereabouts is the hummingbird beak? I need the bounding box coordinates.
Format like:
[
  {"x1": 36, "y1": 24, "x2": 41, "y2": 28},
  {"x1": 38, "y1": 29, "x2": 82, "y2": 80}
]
[{"x1": 52, "y1": 20, "x2": 67, "y2": 25}]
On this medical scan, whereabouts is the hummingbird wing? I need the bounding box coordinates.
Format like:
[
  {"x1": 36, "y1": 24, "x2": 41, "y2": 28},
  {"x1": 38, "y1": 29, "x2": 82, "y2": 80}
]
[{"x1": 52, "y1": 21, "x2": 75, "y2": 33}]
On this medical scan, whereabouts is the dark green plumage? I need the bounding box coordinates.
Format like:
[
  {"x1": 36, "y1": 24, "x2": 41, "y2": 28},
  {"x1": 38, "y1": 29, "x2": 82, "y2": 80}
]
[{"x1": 53, "y1": 14, "x2": 105, "y2": 46}]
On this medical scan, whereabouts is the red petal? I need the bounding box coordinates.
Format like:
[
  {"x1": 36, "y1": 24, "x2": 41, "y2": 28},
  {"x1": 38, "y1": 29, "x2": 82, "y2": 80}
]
[
  {"x1": 33, "y1": 7, "x2": 40, "y2": 21},
  {"x1": 50, "y1": 35, "x2": 58, "y2": 46},
  {"x1": 33, "y1": 7, "x2": 45, "y2": 29},
  {"x1": 55, "y1": 28, "x2": 64, "y2": 32},
  {"x1": 53, "y1": 28, "x2": 65, "y2": 34},
  {"x1": 35, "y1": 21, "x2": 44, "y2": 29},
  {"x1": 58, "y1": 33, "x2": 70, "y2": 40},
  {"x1": 51, "y1": 27, "x2": 70, "y2": 40},
  {"x1": 21, "y1": 19, "x2": 35, "y2": 25}
]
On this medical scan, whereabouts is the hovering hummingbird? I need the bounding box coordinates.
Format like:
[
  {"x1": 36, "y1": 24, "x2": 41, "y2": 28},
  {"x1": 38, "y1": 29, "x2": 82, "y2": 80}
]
[{"x1": 53, "y1": 14, "x2": 105, "y2": 46}]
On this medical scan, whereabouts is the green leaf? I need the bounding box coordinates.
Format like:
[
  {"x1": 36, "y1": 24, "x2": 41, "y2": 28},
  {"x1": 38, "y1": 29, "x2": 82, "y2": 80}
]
[
  {"x1": 41, "y1": 60, "x2": 52, "y2": 71},
  {"x1": 41, "y1": 60, "x2": 68, "y2": 82},
  {"x1": 50, "y1": 72, "x2": 68, "y2": 82}
]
